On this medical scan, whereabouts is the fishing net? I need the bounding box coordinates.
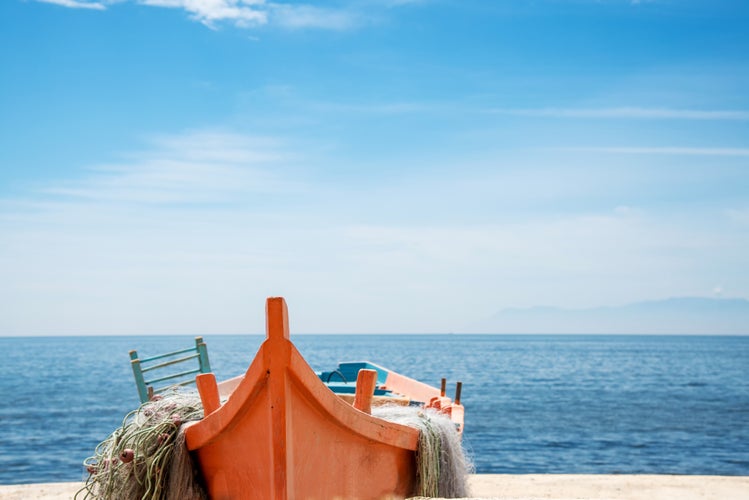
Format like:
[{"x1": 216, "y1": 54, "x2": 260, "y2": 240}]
[
  {"x1": 373, "y1": 405, "x2": 474, "y2": 498},
  {"x1": 77, "y1": 392, "x2": 471, "y2": 499},
  {"x1": 75, "y1": 392, "x2": 207, "y2": 500}
]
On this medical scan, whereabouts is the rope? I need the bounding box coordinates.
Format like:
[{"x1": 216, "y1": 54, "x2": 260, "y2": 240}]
[
  {"x1": 75, "y1": 392, "x2": 206, "y2": 500},
  {"x1": 373, "y1": 405, "x2": 474, "y2": 498}
]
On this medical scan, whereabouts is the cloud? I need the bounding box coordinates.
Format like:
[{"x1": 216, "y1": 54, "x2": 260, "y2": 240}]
[
  {"x1": 37, "y1": 0, "x2": 106, "y2": 9},
  {"x1": 269, "y1": 4, "x2": 360, "y2": 30},
  {"x1": 487, "y1": 107, "x2": 749, "y2": 120},
  {"x1": 36, "y1": 130, "x2": 297, "y2": 204},
  {"x1": 31, "y1": 0, "x2": 385, "y2": 30},
  {"x1": 138, "y1": 0, "x2": 267, "y2": 27},
  {"x1": 0, "y1": 129, "x2": 315, "y2": 334},
  {"x1": 726, "y1": 208, "x2": 749, "y2": 225},
  {"x1": 563, "y1": 147, "x2": 749, "y2": 157},
  {"x1": 379, "y1": 0, "x2": 426, "y2": 5},
  {"x1": 3, "y1": 128, "x2": 749, "y2": 334}
]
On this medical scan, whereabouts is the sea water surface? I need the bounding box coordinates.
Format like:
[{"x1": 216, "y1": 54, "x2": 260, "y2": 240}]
[{"x1": 0, "y1": 334, "x2": 747, "y2": 484}]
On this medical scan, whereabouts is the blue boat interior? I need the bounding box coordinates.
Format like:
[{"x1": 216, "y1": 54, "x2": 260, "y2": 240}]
[{"x1": 317, "y1": 361, "x2": 393, "y2": 396}]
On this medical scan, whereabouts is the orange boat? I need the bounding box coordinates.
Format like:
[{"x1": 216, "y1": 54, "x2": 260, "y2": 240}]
[{"x1": 184, "y1": 297, "x2": 464, "y2": 500}]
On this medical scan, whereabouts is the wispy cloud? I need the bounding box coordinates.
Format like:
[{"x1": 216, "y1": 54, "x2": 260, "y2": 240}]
[
  {"x1": 488, "y1": 107, "x2": 749, "y2": 120},
  {"x1": 305, "y1": 100, "x2": 432, "y2": 114},
  {"x1": 564, "y1": 147, "x2": 749, "y2": 157},
  {"x1": 138, "y1": 0, "x2": 267, "y2": 28},
  {"x1": 31, "y1": 0, "x2": 388, "y2": 30},
  {"x1": 726, "y1": 208, "x2": 749, "y2": 225},
  {"x1": 269, "y1": 4, "x2": 360, "y2": 30},
  {"x1": 3, "y1": 128, "x2": 749, "y2": 334},
  {"x1": 37, "y1": 0, "x2": 105, "y2": 10},
  {"x1": 37, "y1": 130, "x2": 297, "y2": 204},
  {"x1": 379, "y1": 0, "x2": 427, "y2": 5}
]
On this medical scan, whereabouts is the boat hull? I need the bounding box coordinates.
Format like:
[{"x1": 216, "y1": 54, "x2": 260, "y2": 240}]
[{"x1": 185, "y1": 298, "x2": 420, "y2": 500}]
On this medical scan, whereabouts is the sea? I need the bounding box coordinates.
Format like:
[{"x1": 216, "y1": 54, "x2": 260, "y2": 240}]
[{"x1": 1, "y1": 334, "x2": 748, "y2": 485}]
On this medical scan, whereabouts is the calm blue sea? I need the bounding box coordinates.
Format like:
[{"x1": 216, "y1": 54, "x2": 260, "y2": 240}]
[{"x1": 1, "y1": 334, "x2": 748, "y2": 484}]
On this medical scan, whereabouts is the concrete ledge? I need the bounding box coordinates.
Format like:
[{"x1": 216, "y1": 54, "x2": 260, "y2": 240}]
[{"x1": 1, "y1": 475, "x2": 748, "y2": 499}]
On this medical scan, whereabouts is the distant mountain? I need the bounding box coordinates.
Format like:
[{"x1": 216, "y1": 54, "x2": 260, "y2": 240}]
[{"x1": 467, "y1": 297, "x2": 749, "y2": 334}]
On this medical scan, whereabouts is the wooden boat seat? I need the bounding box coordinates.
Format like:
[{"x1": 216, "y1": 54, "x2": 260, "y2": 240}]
[{"x1": 335, "y1": 392, "x2": 411, "y2": 407}]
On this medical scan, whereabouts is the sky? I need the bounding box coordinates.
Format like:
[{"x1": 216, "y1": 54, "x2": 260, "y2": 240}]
[{"x1": 1, "y1": 0, "x2": 748, "y2": 335}]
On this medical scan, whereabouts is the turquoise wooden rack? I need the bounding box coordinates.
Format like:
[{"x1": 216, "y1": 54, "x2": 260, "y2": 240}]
[{"x1": 129, "y1": 337, "x2": 211, "y2": 403}]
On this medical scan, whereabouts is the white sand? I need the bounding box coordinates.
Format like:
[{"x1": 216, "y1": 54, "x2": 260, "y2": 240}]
[
  {"x1": 467, "y1": 474, "x2": 749, "y2": 500},
  {"x1": 0, "y1": 482, "x2": 83, "y2": 500},
  {"x1": 1, "y1": 475, "x2": 748, "y2": 499}
]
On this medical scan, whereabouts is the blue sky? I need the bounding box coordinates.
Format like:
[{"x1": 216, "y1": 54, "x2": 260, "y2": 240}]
[{"x1": 1, "y1": 0, "x2": 748, "y2": 334}]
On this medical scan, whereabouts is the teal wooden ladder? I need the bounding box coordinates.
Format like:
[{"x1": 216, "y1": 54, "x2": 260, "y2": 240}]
[{"x1": 129, "y1": 337, "x2": 212, "y2": 403}]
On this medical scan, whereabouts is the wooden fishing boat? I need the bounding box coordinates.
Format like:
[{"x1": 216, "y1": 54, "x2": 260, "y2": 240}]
[{"x1": 184, "y1": 297, "x2": 464, "y2": 500}]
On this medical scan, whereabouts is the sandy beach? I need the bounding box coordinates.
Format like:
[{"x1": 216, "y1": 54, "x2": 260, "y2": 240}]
[{"x1": 1, "y1": 475, "x2": 747, "y2": 500}]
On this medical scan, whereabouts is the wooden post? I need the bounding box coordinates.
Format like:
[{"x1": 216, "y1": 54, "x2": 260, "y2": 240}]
[
  {"x1": 129, "y1": 350, "x2": 149, "y2": 403},
  {"x1": 196, "y1": 373, "x2": 221, "y2": 417},
  {"x1": 196, "y1": 337, "x2": 212, "y2": 373},
  {"x1": 353, "y1": 369, "x2": 378, "y2": 414}
]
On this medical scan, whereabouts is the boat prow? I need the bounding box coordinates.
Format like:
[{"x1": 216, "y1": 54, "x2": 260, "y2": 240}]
[{"x1": 185, "y1": 297, "x2": 437, "y2": 499}]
